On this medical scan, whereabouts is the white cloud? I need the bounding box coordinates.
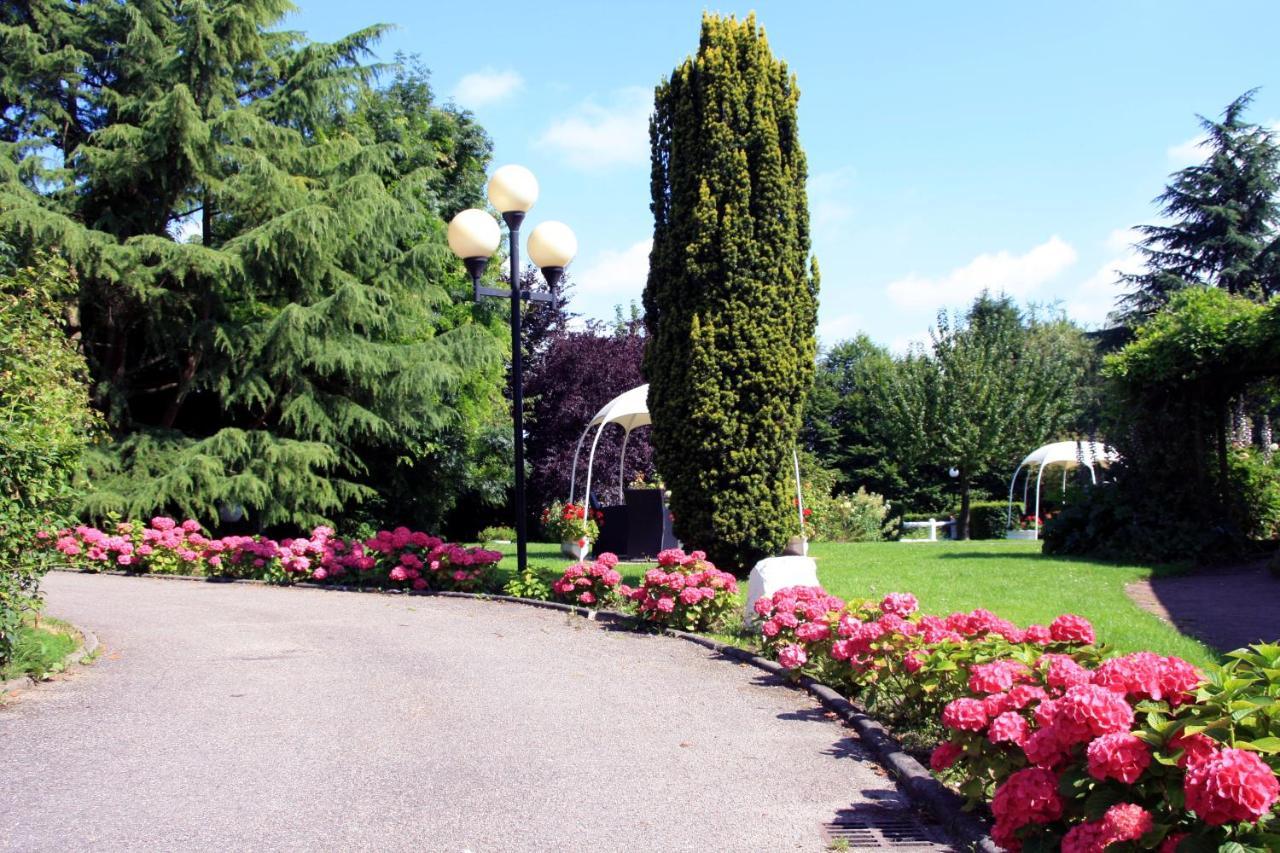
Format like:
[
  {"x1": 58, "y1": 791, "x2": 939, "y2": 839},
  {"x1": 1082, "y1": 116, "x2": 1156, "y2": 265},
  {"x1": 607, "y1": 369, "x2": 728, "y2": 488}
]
[
  {"x1": 817, "y1": 312, "x2": 862, "y2": 345},
  {"x1": 1167, "y1": 132, "x2": 1207, "y2": 167},
  {"x1": 574, "y1": 238, "x2": 652, "y2": 300},
  {"x1": 452, "y1": 68, "x2": 523, "y2": 107},
  {"x1": 886, "y1": 236, "x2": 1078, "y2": 310},
  {"x1": 1064, "y1": 228, "x2": 1145, "y2": 327},
  {"x1": 537, "y1": 87, "x2": 651, "y2": 170},
  {"x1": 809, "y1": 166, "x2": 857, "y2": 231}
]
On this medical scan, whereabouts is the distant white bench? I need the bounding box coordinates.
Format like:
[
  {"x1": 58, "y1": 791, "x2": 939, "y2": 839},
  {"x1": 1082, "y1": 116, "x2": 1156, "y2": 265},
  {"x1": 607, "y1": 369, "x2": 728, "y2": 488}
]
[{"x1": 901, "y1": 518, "x2": 953, "y2": 542}]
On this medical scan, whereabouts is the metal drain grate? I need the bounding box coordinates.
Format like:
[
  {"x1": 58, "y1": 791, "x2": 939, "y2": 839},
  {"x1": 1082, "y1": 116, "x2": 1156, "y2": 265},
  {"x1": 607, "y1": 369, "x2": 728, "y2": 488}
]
[{"x1": 820, "y1": 805, "x2": 951, "y2": 850}]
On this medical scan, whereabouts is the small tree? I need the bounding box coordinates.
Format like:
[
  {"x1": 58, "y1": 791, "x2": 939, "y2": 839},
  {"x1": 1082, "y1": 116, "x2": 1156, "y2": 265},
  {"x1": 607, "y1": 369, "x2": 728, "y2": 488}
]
[
  {"x1": 0, "y1": 253, "x2": 98, "y2": 667},
  {"x1": 644, "y1": 13, "x2": 817, "y2": 570},
  {"x1": 890, "y1": 295, "x2": 1088, "y2": 539}
]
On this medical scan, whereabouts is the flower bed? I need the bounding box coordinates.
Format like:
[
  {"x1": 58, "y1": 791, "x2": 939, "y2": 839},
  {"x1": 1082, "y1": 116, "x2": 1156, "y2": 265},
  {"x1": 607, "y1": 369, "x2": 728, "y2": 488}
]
[
  {"x1": 752, "y1": 583, "x2": 1280, "y2": 851},
  {"x1": 621, "y1": 548, "x2": 738, "y2": 631},
  {"x1": 551, "y1": 552, "x2": 623, "y2": 608},
  {"x1": 42, "y1": 518, "x2": 503, "y2": 592}
]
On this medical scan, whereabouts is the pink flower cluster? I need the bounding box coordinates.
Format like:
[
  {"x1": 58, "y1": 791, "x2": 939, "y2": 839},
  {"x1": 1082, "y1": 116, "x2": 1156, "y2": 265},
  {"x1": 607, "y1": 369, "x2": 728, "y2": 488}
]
[
  {"x1": 930, "y1": 637, "x2": 1280, "y2": 851},
  {"x1": 551, "y1": 552, "x2": 622, "y2": 607},
  {"x1": 623, "y1": 549, "x2": 738, "y2": 631},
  {"x1": 43, "y1": 519, "x2": 502, "y2": 592},
  {"x1": 752, "y1": 585, "x2": 846, "y2": 668}
]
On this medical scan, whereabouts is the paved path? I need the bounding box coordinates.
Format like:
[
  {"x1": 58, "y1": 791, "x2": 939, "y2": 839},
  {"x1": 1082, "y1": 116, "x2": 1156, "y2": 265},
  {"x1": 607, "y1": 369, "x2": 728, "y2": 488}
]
[
  {"x1": 1, "y1": 573, "x2": 952, "y2": 852},
  {"x1": 1126, "y1": 562, "x2": 1280, "y2": 654}
]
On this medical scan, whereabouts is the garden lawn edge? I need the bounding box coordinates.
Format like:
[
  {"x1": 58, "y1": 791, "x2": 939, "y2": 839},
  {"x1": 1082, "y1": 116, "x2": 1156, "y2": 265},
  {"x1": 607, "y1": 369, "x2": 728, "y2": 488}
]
[
  {"x1": 0, "y1": 620, "x2": 98, "y2": 696},
  {"x1": 47, "y1": 568, "x2": 995, "y2": 850}
]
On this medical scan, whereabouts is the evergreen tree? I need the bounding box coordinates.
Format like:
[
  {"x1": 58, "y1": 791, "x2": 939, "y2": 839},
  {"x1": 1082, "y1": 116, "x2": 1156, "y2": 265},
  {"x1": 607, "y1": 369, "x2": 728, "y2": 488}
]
[
  {"x1": 0, "y1": 2, "x2": 500, "y2": 530},
  {"x1": 644, "y1": 13, "x2": 817, "y2": 571},
  {"x1": 1117, "y1": 90, "x2": 1280, "y2": 323},
  {"x1": 803, "y1": 336, "x2": 945, "y2": 514}
]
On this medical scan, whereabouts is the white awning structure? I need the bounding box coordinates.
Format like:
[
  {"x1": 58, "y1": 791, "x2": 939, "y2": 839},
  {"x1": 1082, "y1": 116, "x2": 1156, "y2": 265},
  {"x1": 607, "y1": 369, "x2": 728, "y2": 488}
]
[
  {"x1": 569, "y1": 384, "x2": 653, "y2": 510},
  {"x1": 567, "y1": 385, "x2": 809, "y2": 543},
  {"x1": 1006, "y1": 440, "x2": 1119, "y2": 539}
]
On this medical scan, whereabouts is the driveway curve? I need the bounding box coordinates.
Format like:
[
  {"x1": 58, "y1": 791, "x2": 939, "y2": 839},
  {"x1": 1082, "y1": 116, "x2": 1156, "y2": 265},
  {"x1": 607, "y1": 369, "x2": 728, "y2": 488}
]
[{"x1": 1, "y1": 572, "x2": 946, "y2": 852}]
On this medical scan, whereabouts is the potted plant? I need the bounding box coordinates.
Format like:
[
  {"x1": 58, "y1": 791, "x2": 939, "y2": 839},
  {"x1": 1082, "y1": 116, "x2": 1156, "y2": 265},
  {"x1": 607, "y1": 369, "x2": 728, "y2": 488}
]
[
  {"x1": 541, "y1": 500, "x2": 602, "y2": 559},
  {"x1": 1006, "y1": 513, "x2": 1042, "y2": 540}
]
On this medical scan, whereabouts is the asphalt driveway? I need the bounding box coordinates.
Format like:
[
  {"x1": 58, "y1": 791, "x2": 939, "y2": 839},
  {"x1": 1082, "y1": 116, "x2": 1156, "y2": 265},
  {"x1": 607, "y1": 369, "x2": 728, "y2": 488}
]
[{"x1": 0, "y1": 573, "x2": 947, "y2": 852}]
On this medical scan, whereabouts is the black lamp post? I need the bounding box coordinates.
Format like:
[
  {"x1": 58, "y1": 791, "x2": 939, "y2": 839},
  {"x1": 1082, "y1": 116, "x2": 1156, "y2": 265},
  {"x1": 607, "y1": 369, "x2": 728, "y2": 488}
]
[{"x1": 447, "y1": 165, "x2": 578, "y2": 576}]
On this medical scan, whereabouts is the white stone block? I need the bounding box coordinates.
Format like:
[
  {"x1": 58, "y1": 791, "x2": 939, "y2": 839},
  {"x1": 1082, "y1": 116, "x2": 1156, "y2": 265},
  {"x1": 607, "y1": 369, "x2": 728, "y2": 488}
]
[{"x1": 744, "y1": 556, "x2": 821, "y2": 628}]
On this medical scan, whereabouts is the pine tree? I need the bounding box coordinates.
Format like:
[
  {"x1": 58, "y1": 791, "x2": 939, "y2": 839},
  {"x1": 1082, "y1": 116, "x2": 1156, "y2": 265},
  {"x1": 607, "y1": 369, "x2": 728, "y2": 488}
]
[
  {"x1": 644, "y1": 13, "x2": 817, "y2": 571},
  {"x1": 1117, "y1": 90, "x2": 1280, "y2": 323},
  {"x1": 0, "y1": 2, "x2": 500, "y2": 530}
]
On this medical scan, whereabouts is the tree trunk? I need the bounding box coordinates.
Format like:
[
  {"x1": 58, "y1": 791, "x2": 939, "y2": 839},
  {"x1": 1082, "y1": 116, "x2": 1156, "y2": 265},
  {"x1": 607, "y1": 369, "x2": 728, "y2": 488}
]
[{"x1": 958, "y1": 475, "x2": 971, "y2": 540}]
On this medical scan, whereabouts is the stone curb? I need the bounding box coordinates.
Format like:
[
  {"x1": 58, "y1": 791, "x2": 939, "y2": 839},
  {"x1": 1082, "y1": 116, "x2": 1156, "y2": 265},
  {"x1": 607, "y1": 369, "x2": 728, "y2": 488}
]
[
  {"x1": 49, "y1": 568, "x2": 995, "y2": 849},
  {"x1": 0, "y1": 621, "x2": 99, "y2": 696}
]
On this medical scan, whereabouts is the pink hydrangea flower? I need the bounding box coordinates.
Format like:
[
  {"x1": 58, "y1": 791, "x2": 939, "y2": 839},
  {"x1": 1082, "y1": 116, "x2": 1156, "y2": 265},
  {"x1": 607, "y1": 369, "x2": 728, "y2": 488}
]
[
  {"x1": 1184, "y1": 747, "x2": 1280, "y2": 825},
  {"x1": 1087, "y1": 732, "x2": 1151, "y2": 784}
]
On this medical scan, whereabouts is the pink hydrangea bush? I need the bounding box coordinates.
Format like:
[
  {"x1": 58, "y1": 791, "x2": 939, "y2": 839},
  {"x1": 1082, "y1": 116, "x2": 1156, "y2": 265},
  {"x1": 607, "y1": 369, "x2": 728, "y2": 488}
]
[
  {"x1": 752, "y1": 585, "x2": 846, "y2": 684},
  {"x1": 364, "y1": 527, "x2": 501, "y2": 592},
  {"x1": 623, "y1": 548, "x2": 738, "y2": 631},
  {"x1": 931, "y1": 634, "x2": 1280, "y2": 851},
  {"x1": 42, "y1": 519, "x2": 502, "y2": 592},
  {"x1": 551, "y1": 552, "x2": 622, "y2": 608}
]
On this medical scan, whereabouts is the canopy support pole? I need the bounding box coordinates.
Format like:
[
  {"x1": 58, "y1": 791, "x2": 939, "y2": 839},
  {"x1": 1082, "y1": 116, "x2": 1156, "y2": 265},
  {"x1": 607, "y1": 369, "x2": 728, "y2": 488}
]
[
  {"x1": 1006, "y1": 464, "x2": 1026, "y2": 529},
  {"x1": 1034, "y1": 463, "x2": 1046, "y2": 540},
  {"x1": 582, "y1": 422, "x2": 608, "y2": 513},
  {"x1": 568, "y1": 425, "x2": 592, "y2": 505},
  {"x1": 618, "y1": 428, "x2": 631, "y2": 498},
  {"x1": 793, "y1": 447, "x2": 805, "y2": 540}
]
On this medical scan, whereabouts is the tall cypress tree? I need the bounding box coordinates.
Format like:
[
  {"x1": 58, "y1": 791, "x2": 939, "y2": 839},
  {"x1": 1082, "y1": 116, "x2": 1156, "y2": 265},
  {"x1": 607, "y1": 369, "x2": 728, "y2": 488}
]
[
  {"x1": 644, "y1": 13, "x2": 817, "y2": 571},
  {"x1": 0, "y1": 1, "x2": 500, "y2": 529},
  {"x1": 1117, "y1": 90, "x2": 1280, "y2": 323}
]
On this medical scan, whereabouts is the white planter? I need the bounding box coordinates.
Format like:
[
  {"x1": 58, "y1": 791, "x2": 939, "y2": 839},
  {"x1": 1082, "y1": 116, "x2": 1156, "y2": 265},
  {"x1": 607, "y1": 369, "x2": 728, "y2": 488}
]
[
  {"x1": 1005, "y1": 530, "x2": 1038, "y2": 540},
  {"x1": 744, "y1": 555, "x2": 820, "y2": 628},
  {"x1": 561, "y1": 539, "x2": 590, "y2": 560}
]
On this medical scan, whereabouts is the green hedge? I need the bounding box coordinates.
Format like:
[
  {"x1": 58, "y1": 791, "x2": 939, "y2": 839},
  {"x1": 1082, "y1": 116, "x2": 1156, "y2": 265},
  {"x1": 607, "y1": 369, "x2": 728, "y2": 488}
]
[{"x1": 966, "y1": 501, "x2": 1009, "y2": 540}]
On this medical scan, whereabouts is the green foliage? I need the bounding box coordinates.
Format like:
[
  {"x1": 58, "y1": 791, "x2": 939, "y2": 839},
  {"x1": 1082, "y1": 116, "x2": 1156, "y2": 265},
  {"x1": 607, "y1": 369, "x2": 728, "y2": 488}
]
[
  {"x1": 1, "y1": 618, "x2": 80, "y2": 682},
  {"x1": 1228, "y1": 450, "x2": 1280, "y2": 540},
  {"x1": 965, "y1": 500, "x2": 1009, "y2": 540},
  {"x1": 1117, "y1": 91, "x2": 1280, "y2": 323},
  {"x1": 817, "y1": 488, "x2": 895, "y2": 542},
  {"x1": 1061, "y1": 288, "x2": 1280, "y2": 561},
  {"x1": 0, "y1": 254, "x2": 97, "y2": 667},
  {"x1": 501, "y1": 562, "x2": 553, "y2": 601},
  {"x1": 803, "y1": 335, "x2": 948, "y2": 512},
  {"x1": 477, "y1": 525, "x2": 516, "y2": 543},
  {"x1": 888, "y1": 295, "x2": 1090, "y2": 539},
  {"x1": 0, "y1": 4, "x2": 502, "y2": 532},
  {"x1": 644, "y1": 13, "x2": 817, "y2": 571}
]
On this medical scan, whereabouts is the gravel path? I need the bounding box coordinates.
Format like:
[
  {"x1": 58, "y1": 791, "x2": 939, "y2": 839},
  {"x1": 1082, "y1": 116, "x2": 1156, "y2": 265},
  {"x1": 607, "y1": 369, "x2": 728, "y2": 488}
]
[{"x1": 1, "y1": 573, "x2": 952, "y2": 852}]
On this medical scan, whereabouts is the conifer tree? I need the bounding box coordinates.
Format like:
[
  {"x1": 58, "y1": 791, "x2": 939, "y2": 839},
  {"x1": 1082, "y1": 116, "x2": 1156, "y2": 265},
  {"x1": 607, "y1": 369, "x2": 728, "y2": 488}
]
[
  {"x1": 0, "y1": 1, "x2": 500, "y2": 529},
  {"x1": 1117, "y1": 90, "x2": 1280, "y2": 323},
  {"x1": 644, "y1": 13, "x2": 817, "y2": 570}
]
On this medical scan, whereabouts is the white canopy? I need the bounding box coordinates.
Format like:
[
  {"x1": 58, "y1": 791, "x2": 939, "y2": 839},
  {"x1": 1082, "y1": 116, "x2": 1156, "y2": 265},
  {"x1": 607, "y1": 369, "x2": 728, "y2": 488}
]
[
  {"x1": 569, "y1": 384, "x2": 653, "y2": 509},
  {"x1": 586, "y1": 383, "x2": 651, "y2": 432},
  {"x1": 1007, "y1": 440, "x2": 1118, "y2": 539},
  {"x1": 567, "y1": 384, "x2": 808, "y2": 546}
]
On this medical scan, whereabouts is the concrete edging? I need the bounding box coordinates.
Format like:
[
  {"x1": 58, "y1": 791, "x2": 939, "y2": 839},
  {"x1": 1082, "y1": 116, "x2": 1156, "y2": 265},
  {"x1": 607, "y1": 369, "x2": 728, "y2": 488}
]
[{"x1": 47, "y1": 567, "x2": 995, "y2": 849}]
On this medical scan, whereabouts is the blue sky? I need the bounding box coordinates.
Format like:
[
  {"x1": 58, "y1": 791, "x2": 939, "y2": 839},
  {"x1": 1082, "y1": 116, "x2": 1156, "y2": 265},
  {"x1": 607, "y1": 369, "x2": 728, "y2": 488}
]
[{"x1": 290, "y1": 0, "x2": 1280, "y2": 351}]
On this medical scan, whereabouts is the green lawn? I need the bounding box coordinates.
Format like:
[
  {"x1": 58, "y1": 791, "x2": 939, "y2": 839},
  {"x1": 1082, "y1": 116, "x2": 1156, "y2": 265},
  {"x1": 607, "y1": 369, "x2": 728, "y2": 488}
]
[
  {"x1": 482, "y1": 539, "x2": 1217, "y2": 666},
  {"x1": 1, "y1": 617, "x2": 81, "y2": 681}
]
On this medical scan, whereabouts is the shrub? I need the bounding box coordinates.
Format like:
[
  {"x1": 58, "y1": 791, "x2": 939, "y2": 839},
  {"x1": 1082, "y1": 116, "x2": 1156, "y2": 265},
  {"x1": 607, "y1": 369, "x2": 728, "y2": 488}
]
[
  {"x1": 623, "y1": 548, "x2": 738, "y2": 631},
  {"x1": 43, "y1": 520, "x2": 503, "y2": 593},
  {"x1": 0, "y1": 255, "x2": 97, "y2": 668},
  {"x1": 813, "y1": 488, "x2": 895, "y2": 542},
  {"x1": 551, "y1": 553, "x2": 623, "y2": 608},
  {"x1": 502, "y1": 563, "x2": 553, "y2": 601},
  {"x1": 752, "y1": 580, "x2": 1280, "y2": 850},
  {"x1": 1227, "y1": 449, "x2": 1280, "y2": 540},
  {"x1": 965, "y1": 501, "x2": 1009, "y2": 540},
  {"x1": 477, "y1": 525, "x2": 516, "y2": 543}
]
